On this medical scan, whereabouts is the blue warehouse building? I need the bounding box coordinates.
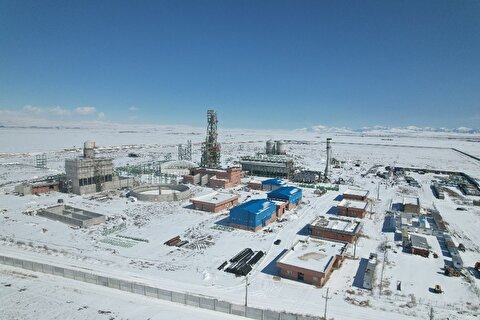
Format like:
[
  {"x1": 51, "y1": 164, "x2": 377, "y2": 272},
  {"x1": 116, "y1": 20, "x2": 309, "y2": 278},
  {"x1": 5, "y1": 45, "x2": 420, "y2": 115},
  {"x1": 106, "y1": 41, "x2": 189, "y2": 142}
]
[
  {"x1": 261, "y1": 178, "x2": 286, "y2": 191},
  {"x1": 229, "y1": 199, "x2": 277, "y2": 231},
  {"x1": 267, "y1": 186, "x2": 303, "y2": 209}
]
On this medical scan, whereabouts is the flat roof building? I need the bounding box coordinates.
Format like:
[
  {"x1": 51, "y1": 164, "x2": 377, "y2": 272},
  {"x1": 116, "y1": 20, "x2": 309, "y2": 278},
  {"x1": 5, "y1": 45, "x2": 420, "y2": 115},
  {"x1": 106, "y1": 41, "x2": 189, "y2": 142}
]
[
  {"x1": 403, "y1": 197, "x2": 420, "y2": 214},
  {"x1": 15, "y1": 181, "x2": 59, "y2": 195},
  {"x1": 240, "y1": 154, "x2": 295, "y2": 178},
  {"x1": 337, "y1": 199, "x2": 368, "y2": 218},
  {"x1": 343, "y1": 188, "x2": 369, "y2": 201},
  {"x1": 276, "y1": 237, "x2": 348, "y2": 287},
  {"x1": 183, "y1": 167, "x2": 241, "y2": 189},
  {"x1": 409, "y1": 234, "x2": 430, "y2": 257},
  {"x1": 190, "y1": 192, "x2": 239, "y2": 213},
  {"x1": 229, "y1": 199, "x2": 277, "y2": 232},
  {"x1": 65, "y1": 141, "x2": 134, "y2": 195},
  {"x1": 309, "y1": 216, "x2": 362, "y2": 243}
]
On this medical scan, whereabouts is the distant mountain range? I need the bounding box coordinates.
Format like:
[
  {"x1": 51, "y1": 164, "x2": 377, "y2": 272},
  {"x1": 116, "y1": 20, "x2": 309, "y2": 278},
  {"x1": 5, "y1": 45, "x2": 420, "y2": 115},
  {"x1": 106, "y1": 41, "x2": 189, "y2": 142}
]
[
  {"x1": 301, "y1": 125, "x2": 480, "y2": 135},
  {"x1": 1, "y1": 122, "x2": 479, "y2": 135}
]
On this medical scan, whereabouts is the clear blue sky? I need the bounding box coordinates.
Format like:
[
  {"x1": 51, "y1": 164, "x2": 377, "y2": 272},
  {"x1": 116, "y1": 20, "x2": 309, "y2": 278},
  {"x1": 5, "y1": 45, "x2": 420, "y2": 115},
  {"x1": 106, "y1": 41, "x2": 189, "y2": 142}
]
[{"x1": 1, "y1": 0, "x2": 479, "y2": 129}]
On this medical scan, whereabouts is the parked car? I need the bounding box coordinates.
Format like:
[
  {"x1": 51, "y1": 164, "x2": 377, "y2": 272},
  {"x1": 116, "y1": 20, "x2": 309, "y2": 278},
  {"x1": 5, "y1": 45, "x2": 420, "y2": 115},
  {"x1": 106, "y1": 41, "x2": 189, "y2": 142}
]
[{"x1": 274, "y1": 239, "x2": 281, "y2": 245}]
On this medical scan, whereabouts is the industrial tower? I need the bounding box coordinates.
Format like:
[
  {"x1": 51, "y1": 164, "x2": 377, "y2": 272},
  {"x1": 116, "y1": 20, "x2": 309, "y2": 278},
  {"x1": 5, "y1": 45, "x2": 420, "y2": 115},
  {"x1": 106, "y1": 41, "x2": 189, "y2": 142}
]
[
  {"x1": 324, "y1": 138, "x2": 332, "y2": 179},
  {"x1": 200, "y1": 110, "x2": 221, "y2": 168}
]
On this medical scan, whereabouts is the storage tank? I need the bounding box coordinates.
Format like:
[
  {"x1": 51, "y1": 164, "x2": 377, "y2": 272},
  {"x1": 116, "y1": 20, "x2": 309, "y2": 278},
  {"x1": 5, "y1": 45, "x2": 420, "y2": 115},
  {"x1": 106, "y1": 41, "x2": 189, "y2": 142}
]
[
  {"x1": 83, "y1": 140, "x2": 96, "y2": 158},
  {"x1": 266, "y1": 140, "x2": 275, "y2": 155},
  {"x1": 276, "y1": 140, "x2": 286, "y2": 155}
]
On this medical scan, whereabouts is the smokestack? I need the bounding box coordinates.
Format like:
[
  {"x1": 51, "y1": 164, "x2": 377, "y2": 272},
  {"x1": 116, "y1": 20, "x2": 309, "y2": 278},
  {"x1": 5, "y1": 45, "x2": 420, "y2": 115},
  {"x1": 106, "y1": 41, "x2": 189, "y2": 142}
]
[
  {"x1": 83, "y1": 141, "x2": 95, "y2": 159},
  {"x1": 324, "y1": 138, "x2": 332, "y2": 179}
]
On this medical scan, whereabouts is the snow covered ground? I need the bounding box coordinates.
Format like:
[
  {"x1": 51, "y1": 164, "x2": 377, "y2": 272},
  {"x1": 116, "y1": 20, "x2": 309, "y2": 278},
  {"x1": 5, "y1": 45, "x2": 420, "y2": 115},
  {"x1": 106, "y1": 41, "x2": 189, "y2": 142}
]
[{"x1": 0, "y1": 125, "x2": 479, "y2": 320}]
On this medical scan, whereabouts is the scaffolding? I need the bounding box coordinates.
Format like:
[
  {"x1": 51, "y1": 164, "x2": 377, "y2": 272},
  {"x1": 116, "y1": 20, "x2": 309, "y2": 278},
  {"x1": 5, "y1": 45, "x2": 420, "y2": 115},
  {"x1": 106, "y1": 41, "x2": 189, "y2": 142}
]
[
  {"x1": 201, "y1": 110, "x2": 221, "y2": 168},
  {"x1": 178, "y1": 140, "x2": 192, "y2": 161},
  {"x1": 35, "y1": 154, "x2": 47, "y2": 169}
]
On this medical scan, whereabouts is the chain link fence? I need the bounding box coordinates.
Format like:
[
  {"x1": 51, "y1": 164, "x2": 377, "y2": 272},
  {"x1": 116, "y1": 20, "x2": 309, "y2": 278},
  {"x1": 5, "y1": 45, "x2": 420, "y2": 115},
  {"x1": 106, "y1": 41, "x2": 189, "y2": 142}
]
[{"x1": 0, "y1": 254, "x2": 320, "y2": 320}]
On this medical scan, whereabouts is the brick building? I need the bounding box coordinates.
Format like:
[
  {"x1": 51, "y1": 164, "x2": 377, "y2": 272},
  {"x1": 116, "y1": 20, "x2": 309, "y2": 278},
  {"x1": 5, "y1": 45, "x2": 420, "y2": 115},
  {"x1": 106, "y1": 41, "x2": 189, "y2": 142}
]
[
  {"x1": 403, "y1": 197, "x2": 420, "y2": 214},
  {"x1": 343, "y1": 188, "x2": 369, "y2": 201},
  {"x1": 183, "y1": 167, "x2": 241, "y2": 189},
  {"x1": 15, "y1": 181, "x2": 59, "y2": 195},
  {"x1": 309, "y1": 216, "x2": 362, "y2": 243},
  {"x1": 409, "y1": 234, "x2": 430, "y2": 257},
  {"x1": 190, "y1": 192, "x2": 239, "y2": 213},
  {"x1": 276, "y1": 238, "x2": 348, "y2": 287},
  {"x1": 337, "y1": 199, "x2": 368, "y2": 218}
]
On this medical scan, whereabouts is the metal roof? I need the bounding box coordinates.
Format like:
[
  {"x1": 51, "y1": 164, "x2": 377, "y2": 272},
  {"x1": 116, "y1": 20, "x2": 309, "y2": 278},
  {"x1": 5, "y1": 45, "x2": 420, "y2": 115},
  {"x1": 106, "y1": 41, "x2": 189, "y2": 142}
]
[
  {"x1": 410, "y1": 234, "x2": 429, "y2": 250},
  {"x1": 267, "y1": 186, "x2": 301, "y2": 198},
  {"x1": 262, "y1": 178, "x2": 285, "y2": 185},
  {"x1": 233, "y1": 199, "x2": 275, "y2": 215}
]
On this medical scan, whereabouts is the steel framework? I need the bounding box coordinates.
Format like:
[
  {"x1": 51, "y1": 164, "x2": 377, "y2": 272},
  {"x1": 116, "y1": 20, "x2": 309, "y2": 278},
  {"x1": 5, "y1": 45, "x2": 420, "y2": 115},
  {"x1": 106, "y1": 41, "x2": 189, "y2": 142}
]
[{"x1": 201, "y1": 110, "x2": 221, "y2": 168}]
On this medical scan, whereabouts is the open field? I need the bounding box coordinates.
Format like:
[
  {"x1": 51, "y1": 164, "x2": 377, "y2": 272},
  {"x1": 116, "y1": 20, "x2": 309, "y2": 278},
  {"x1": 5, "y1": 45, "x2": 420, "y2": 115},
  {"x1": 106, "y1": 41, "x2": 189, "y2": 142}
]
[{"x1": 0, "y1": 126, "x2": 479, "y2": 319}]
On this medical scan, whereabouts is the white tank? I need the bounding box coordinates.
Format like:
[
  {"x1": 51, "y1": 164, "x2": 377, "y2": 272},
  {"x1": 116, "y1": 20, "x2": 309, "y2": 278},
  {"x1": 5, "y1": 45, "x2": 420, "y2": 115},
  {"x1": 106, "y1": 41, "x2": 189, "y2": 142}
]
[
  {"x1": 266, "y1": 140, "x2": 275, "y2": 154},
  {"x1": 83, "y1": 140, "x2": 96, "y2": 158},
  {"x1": 276, "y1": 140, "x2": 286, "y2": 155}
]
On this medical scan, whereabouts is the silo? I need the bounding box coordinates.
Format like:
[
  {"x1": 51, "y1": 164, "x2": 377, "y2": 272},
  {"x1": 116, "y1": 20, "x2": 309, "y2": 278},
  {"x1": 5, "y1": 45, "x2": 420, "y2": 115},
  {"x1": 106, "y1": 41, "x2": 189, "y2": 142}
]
[
  {"x1": 83, "y1": 140, "x2": 96, "y2": 158},
  {"x1": 266, "y1": 140, "x2": 275, "y2": 155},
  {"x1": 276, "y1": 140, "x2": 286, "y2": 155}
]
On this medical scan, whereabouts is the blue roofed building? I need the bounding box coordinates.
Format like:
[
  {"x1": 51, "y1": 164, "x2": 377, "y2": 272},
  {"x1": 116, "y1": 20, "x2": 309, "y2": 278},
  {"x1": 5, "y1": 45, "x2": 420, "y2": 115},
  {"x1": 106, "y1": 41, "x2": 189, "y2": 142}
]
[
  {"x1": 261, "y1": 178, "x2": 286, "y2": 191},
  {"x1": 267, "y1": 186, "x2": 303, "y2": 209},
  {"x1": 229, "y1": 199, "x2": 277, "y2": 231}
]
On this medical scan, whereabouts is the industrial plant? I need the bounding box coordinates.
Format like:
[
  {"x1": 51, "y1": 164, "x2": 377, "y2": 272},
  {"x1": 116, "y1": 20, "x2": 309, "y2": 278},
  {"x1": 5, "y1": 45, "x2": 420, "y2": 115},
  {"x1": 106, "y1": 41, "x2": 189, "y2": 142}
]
[
  {"x1": 65, "y1": 141, "x2": 135, "y2": 195},
  {"x1": 2, "y1": 108, "x2": 480, "y2": 320}
]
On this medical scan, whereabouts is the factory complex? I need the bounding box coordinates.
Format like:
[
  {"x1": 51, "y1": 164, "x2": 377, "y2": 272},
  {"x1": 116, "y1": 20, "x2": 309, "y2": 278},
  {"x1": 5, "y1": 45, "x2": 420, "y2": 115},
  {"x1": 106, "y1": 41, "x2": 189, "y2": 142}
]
[{"x1": 2, "y1": 109, "x2": 480, "y2": 320}]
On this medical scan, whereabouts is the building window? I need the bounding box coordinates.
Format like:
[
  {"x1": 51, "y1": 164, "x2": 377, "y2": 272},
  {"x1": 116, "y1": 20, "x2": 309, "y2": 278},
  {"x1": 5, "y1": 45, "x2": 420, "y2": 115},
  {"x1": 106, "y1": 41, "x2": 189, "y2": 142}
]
[
  {"x1": 286, "y1": 270, "x2": 292, "y2": 275},
  {"x1": 313, "y1": 276, "x2": 318, "y2": 282}
]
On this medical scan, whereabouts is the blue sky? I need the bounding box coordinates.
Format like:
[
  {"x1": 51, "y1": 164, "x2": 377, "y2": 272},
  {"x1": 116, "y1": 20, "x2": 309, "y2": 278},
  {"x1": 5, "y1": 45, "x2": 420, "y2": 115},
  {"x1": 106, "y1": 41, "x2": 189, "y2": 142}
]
[{"x1": 1, "y1": 0, "x2": 479, "y2": 129}]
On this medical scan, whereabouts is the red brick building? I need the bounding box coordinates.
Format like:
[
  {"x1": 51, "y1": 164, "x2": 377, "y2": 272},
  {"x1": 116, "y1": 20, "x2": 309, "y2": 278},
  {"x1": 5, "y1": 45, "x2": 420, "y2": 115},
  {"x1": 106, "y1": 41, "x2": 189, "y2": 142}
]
[
  {"x1": 337, "y1": 199, "x2": 368, "y2": 218},
  {"x1": 410, "y1": 234, "x2": 430, "y2": 257},
  {"x1": 15, "y1": 181, "x2": 59, "y2": 195},
  {"x1": 343, "y1": 188, "x2": 369, "y2": 201},
  {"x1": 276, "y1": 238, "x2": 348, "y2": 287},
  {"x1": 309, "y1": 216, "x2": 362, "y2": 243},
  {"x1": 183, "y1": 167, "x2": 241, "y2": 189},
  {"x1": 247, "y1": 180, "x2": 262, "y2": 190},
  {"x1": 190, "y1": 192, "x2": 239, "y2": 213}
]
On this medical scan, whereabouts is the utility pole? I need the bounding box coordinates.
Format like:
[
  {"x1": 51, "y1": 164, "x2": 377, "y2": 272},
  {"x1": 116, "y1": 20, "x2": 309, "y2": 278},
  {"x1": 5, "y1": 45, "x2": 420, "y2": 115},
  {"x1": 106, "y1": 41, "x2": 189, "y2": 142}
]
[
  {"x1": 353, "y1": 236, "x2": 358, "y2": 259},
  {"x1": 377, "y1": 181, "x2": 380, "y2": 200},
  {"x1": 429, "y1": 306, "x2": 434, "y2": 320},
  {"x1": 379, "y1": 241, "x2": 387, "y2": 295},
  {"x1": 245, "y1": 276, "x2": 249, "y2": 307},
  {"x1": 322, "y1": 287, "x2": 331, "y2": 320}
]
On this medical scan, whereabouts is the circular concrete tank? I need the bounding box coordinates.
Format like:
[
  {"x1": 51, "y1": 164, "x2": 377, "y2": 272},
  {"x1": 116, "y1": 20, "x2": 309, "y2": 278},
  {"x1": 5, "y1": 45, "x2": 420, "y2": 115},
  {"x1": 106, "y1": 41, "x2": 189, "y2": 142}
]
[{"x1": 130, "y1": 184, "x2": 191, "y2": 202}]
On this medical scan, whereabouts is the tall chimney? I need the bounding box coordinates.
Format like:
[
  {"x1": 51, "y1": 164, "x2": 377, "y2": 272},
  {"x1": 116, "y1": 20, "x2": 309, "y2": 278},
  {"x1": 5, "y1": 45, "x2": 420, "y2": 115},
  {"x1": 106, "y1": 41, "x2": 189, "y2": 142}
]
[{"x1": 324, "y1": 138, "x2": 332, "y2": 179}]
